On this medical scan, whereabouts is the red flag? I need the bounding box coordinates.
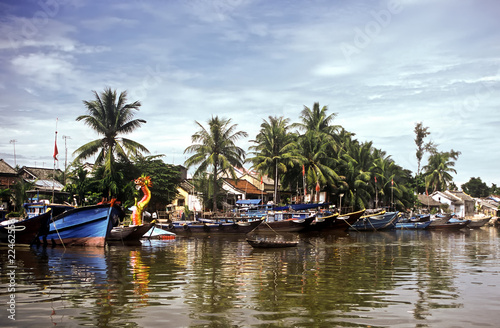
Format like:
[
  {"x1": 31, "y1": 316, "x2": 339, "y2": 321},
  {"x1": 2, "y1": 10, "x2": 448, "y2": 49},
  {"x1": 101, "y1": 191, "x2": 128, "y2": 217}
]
[
  {"x1": 260, "y1": 176, "x2": 263, "y2": 184},
  {"x1": 374, "y1": 176, "x2": 377, "y2": 183},
  {"x1": 391, "y1": 178, "x2": 394, "y2": 186},
  {"x1": 302, "y1": 165, "x2": 305, "y2": 176},
  {"x1": 53, "y1": 135, "x2": 59, "y2": 160},
  {"x1": 316, "y1": 181, "x2": 320, "y2": 192}
]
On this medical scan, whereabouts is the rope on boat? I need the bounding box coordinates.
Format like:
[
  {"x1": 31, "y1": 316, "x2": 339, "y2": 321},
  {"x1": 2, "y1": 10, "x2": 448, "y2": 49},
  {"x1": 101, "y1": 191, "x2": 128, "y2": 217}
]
[
  {"x1": 343, "y1": 215, "x2": 359, "y2": 232},
  {"x1": 247, "y1": 217, "x2": 283, "y2": 239},
  {"x1": 368, "y1": 217, "x2": 378, "y2": 231},
  {"x1": 51, "y1": 211, "x2": 66, "y2": 249}
]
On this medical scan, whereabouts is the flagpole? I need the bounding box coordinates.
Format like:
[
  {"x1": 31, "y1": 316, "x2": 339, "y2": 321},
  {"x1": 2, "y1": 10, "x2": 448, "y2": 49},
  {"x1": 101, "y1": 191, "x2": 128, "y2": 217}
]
[
  {"x1": 52, "y1": 118, "x2": 58, "y2": 203},
  {"x1": 302, "y1": 165, "x2": 306, "y2": 203},
  {"x1": 391, "y1": 178, "x2": 394, "y2": 211}
]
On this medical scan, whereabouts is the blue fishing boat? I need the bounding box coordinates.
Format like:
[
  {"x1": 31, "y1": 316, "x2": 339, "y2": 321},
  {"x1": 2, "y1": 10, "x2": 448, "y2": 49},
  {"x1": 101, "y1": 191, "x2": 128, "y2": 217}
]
[
  {"x1": 41, "y1": 203, "x2": 124, "y2": 247},
  {"x1": 395, "y1": 220, "x2": 432, "y2": 230},
  {"x1": 349, "y1": 211, "x2": 399, "y2": 231},
  {"x1": 0, "y1": 201, "x2": 74, "y2": 245}
]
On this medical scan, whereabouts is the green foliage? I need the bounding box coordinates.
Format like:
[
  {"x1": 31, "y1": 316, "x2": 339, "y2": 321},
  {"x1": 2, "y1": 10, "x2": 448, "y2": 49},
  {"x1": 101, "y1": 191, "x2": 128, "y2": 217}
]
[
  {"x1": 423, "y1": 150, "x2": 460, "y2": 192},
  {"x1": 0, "y1": 188, "x2": 11, "y2": 202},
  {"x1": 461, "y1": 177, "x2": 491, "y2": 197},
  {"x1": 192, "y1": 174, "x2": 224, "y2": 211},
  {"x1": 134, "y1": 155, "x2": 182, "y2": 210},
  {"x1": 11, "y1": 179, "x2": 35, "y2": 215},
  {"x1": 184, "y1": 116, "x2": 248, "y2": 211},
  {"x1": 73, "y1": 88, "x2": 149, "y2": 197},
  {"x1": 247, "y1": 115, "x2": 296, "y2": 203},
  {"x1": 65, "y1": 165, "x2": 98, "y2": 206}
]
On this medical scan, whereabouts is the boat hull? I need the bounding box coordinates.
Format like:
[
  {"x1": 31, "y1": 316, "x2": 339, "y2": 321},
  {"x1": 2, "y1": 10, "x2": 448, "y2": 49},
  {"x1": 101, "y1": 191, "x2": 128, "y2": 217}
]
[
  {"x1": 349, "y1": 212, "x2": 399, "y2": 231},
  {"x1": 395, "y1": 221, "x2": 432, "y2": 230},
  {"x1": 330, "y1": 209, "x2": 366, "y2": 230},
  {"x1": 41, "y1": 204, "x2": 122, "y2": 247},
  {"x1": 158, "y1": 219, "x2": 263, "y2": 236},
  {"x1": 108, "y1": 222, "x2": 155, "y2": 241},
  {"x1": 0, "y1": 211, "x2": 51, "y2": 245},
  {"x1": 428, "y1": 220, "x2": 470, "y2": 230},
  {"x1": 468, "y1": 217, "x2": 491, "y2": 228},
  {"x1": 254, "y1": 215, "x2": 315, "y2": 233}
]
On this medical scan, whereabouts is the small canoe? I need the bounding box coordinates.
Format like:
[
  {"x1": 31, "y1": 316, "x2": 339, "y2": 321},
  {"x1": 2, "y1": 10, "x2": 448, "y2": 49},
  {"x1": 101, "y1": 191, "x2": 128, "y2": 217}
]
[
  {"x1": 468, "y1": 217, "x2": 492, "y2": 228},
  {"x1": 429, "y1": 220, "x2": 470, "y2": 230},
  {"x1": 246, "y1": 238, "x2": 298, "y2": 248},
  {"x1": 395, "y1": 221, "x2": 432, "y2": 230},
  {"x1": 108, "y1": 222, "x2": 155, "y2": 241}
]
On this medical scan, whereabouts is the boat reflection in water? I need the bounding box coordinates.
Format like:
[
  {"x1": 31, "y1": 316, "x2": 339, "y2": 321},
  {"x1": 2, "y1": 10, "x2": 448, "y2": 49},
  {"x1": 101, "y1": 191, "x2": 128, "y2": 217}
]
[{"x1": 4, "y1": 227, "x2": 500, "y2": 327}]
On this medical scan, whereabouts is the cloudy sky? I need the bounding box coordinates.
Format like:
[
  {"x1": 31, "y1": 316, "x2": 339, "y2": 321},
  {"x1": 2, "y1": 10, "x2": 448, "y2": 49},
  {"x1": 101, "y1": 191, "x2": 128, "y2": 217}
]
[{"x1": 0, "y1": 0, "x2": 499, "y2": 187}]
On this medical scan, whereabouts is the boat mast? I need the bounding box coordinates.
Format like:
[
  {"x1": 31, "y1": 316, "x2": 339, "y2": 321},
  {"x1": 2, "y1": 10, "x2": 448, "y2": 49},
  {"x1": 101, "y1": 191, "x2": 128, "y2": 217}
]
[{"x1": 52, "y1": 118, "x2": 58, "y2": 203}]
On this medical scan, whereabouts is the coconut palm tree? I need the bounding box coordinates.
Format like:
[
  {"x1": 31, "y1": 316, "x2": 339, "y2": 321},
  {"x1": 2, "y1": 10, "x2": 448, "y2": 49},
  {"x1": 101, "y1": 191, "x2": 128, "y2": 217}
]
[
  {"x1": 423, "y1": 150, "x2": 460, "y2": 192},
  {"x1": 336, "y1": 139, "x2": 373, "y2": 210},
  {"x1": 247, "y1": 116, "x2": 296, "y2": 204},
  {"x1": 184, "y1": 116, "x2": 248, "y2": 211},
  {"x1": 73, "y1": 88, "x2": 149, "y2": 196},
  {"x1": 292, "y1": 102, "x2": 341, "y2": 136},
  {"x1": 294, "y1": 130, "x2": 341, "y2": 201}
]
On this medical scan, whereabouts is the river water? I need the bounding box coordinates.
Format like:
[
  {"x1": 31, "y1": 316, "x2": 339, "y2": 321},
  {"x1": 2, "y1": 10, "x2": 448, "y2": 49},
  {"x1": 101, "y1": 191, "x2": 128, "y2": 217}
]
[{"x1": 2, "y1": 226, "x2": 500, "y2": 328}]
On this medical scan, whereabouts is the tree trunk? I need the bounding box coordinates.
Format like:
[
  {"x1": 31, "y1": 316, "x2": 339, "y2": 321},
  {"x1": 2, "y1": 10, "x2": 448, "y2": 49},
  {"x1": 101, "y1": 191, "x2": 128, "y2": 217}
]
[
  {"x1": 212, "y1": 164, "x2": 218, "y2": 212},
  {"x1": 274, "y1": 159, "x2": 279, "y2": 204}
]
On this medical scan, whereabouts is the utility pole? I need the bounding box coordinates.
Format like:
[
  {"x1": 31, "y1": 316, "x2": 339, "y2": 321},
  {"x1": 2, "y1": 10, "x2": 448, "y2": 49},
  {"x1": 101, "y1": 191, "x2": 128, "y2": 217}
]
[
  {"x1": 10, "y1": 139, "x2": 17, "y2": 167},
  {"x1": 63, "y1": 135, "x2": 71, "y2": 184}
]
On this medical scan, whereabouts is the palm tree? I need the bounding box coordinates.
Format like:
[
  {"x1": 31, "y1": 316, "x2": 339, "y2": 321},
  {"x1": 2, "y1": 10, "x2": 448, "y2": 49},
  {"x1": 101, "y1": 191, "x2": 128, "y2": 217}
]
[
  {"x1": 289, "y1": 103, "x2": 343, "y2": 203},
  {"x1": 336, "y1": 140, "x2": 373, "y2": 210},
  {"x1": 292, "y1": 102, "x2": 341, "y2": 136},
  {"x1": 247, "y1": 116, "x2": 295, "y2": 204},
  {"x1": 423, "y1": 150, "x2": 460, "y2": 192},
  {"x1": 73, "y1": 88, "x2": 149, "y2": 196},
  {"x1": 294, "y1": 130, "x2": 341, "y2": 202},
  {"x1": 184, "y1": 116, "x2": 248, "y2": 211}
]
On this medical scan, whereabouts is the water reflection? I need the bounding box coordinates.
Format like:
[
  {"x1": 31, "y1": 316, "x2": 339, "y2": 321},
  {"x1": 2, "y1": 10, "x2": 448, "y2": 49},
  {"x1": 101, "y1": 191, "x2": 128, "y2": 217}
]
[{"x1": 1, "y1": 228, "x2": 500, "y2": 327}]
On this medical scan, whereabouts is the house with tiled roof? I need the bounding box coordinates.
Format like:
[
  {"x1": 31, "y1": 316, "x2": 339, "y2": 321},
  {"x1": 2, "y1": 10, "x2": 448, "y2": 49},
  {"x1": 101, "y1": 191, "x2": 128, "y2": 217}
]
[
  {"x1": 431, "y1": 190, "x2": 474, "y2": 217},
  {"x1": 166, "y1": 179, "x2": 203, "y2": 219},
  {"x1": 0, "y1": 159, "x2": 20, "y2": 212},
  {"x1": 18, "y1": 166, "x2": 65, "y2": 192},
  {"x1": 222, "y1": 178, "x2": 264, "y2": 207},
  {"x1": 417, "y1": 194, "x2": 442, "y2": 211},
  {"x1": 0, "y1": 159, "x2": 19, "y2": 189}
]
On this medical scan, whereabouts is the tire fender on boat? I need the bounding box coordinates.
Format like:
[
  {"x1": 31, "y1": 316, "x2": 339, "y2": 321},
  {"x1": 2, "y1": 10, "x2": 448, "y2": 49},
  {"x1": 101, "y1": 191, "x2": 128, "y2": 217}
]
[{"x1": 183, "y1": 224, "x2": 189, "y2": 231}]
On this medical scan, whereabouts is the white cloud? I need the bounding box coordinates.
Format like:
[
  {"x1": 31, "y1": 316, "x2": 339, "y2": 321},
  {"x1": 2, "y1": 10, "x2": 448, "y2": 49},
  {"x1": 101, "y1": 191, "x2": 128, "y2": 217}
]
[
  {"x1": 1, "y1": 0, "x2": 500, "y2": 186},
  {"x1": 11, "y1": 52, "x2": 77, "y2": 90}
]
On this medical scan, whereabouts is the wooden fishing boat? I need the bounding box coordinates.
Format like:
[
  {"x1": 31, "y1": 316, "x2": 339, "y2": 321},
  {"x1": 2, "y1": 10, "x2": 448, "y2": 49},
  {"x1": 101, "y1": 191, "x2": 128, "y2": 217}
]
[
  {"x1": 349, "y1": 212, "x2": 399, "y2": 231},
  {"x1": 309, "y1": 212, "x2": 339, "y2": 230},
  {"x1": 330, "y1": 209, "x2": 366, "y2": 230},
  {"x1": 253, "y1": 213, "x2": 316, "y2": 233},
  {"x1": 108, "y1": 222, "x2": 155, "y2": 241},
  {"x1": 0, "y1": 211, "x2": 52, "y2": 245},
  {"x1": 158, "y1": 218, "x2": 263, "y2": 236},
  {"x1": 246, "y1": 237, "x2": 298, "y2": 248},
  {"x1": 395, "y1": 220, "x2": 432, "y2": 230},
  {"x1": 467, "y1": 216, "x2": 492, "y2": 228},
  {"x1": 0, "y1": 201, "x2": 74, "y2": 245},
  {"x1": 40, "y1": 203, "x2": 124, "y2": 247},
  {"x1": 428, "y1": 219, "x2": 470, "y2": 230}
]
